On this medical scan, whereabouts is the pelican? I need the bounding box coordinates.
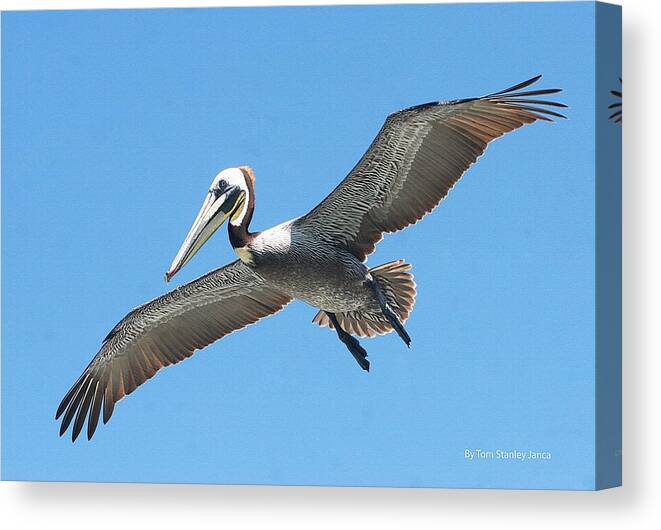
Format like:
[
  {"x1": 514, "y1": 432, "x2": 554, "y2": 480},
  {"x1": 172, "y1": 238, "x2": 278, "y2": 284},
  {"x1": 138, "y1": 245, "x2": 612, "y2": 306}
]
[{"x1": 57, "y1": 75, "x2": 566, "y2": 441}]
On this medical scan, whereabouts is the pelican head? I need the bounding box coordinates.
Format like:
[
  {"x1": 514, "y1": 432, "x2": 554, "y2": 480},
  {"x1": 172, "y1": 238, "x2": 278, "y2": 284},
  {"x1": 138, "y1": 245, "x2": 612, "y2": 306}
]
[{"x1": 165, "y1": 167, "x2": 249, "y2": 282}]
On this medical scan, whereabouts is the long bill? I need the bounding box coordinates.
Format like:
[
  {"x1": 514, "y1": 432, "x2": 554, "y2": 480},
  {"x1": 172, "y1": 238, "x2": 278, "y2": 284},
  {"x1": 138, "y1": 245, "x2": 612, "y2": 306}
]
[{"x1": 165, "y1": 187, "x2": 243, "y2": 282}]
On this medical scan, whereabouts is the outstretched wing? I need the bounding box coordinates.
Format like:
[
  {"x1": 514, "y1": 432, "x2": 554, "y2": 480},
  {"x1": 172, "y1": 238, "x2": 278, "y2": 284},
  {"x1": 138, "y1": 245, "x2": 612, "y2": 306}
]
[
  {"x1": 296, "y1": 75, "x2": 566, "y2": 261},
  {"x1": 56, "y1": 260, "x2": 291, "y2": 441}
]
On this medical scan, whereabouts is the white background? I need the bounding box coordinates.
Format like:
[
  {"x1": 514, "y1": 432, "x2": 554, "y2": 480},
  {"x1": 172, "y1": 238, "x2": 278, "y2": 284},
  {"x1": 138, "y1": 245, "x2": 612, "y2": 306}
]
[{"x1": 1, "y1": 0, "x2": 658, "y2": 528}]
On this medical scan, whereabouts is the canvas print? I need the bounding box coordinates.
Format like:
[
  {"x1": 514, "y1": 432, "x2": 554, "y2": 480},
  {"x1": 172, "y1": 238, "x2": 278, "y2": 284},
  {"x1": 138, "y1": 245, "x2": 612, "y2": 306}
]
[{"x1": 1, "y1": 2, "x2": 622, "y2": 490}]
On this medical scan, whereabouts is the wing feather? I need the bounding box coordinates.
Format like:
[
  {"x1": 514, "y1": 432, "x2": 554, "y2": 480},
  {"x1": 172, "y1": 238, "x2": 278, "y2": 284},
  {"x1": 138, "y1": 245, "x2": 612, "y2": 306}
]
[
  {"x1": 297, "y1": 75, "x2": 566, "y2": 260},
  {"x1": 609, "y1": 78, "x2": 622, "y2": 123},
  {"x1": 56, "y1": 260, "x2": 291, "y2": 441}
]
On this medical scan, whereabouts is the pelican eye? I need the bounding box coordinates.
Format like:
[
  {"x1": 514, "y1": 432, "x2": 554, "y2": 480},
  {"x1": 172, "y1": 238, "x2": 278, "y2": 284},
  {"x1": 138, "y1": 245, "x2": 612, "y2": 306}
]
[{"x1": 212, "y1": 180, "x2": 228, "y2": 198}]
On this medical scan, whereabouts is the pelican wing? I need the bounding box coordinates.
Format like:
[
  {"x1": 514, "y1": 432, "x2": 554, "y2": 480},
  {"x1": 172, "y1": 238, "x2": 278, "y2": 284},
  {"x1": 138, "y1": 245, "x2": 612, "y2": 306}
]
[
  {"x1": 297, "y1": 75, "x2": 566, "y2": 260},
  {"x1": 56, "y1": 260, "x2": 291, "y2": 441}
]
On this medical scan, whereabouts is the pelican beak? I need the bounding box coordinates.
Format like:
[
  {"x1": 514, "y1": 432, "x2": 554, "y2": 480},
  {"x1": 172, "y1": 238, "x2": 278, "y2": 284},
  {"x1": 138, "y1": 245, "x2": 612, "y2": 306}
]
[{"x1": 165, "y1": 186, "x2": 243, "y2": 282}]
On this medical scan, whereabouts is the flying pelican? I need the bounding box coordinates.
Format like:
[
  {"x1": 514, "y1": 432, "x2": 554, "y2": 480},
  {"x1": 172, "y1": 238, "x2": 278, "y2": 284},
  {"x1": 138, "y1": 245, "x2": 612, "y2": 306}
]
[{"x1": 56, "y1": 75, "x2": 566, "y2": 441}]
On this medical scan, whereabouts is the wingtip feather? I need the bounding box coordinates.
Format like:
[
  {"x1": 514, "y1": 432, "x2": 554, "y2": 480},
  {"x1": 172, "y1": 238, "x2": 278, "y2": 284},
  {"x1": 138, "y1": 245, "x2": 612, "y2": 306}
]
[{"x1": 491, "y1": 74, "x2": 543, "y2": 96}]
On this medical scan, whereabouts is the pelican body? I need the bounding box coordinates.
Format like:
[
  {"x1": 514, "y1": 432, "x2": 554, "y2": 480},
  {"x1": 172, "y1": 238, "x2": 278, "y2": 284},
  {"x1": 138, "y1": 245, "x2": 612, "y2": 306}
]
[
  {"x1": 57, "y1": 76, "x2": 566, "y2": 441},
  {"x1": 237, "y1": 218, "x2": 383, "y2": 313}
]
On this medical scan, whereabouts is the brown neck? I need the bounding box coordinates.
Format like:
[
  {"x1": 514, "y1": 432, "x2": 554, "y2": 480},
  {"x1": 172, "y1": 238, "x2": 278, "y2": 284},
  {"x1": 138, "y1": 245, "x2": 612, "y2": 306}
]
[{"x1": 228, "y1": 166, "x2": 256, "y2": 248}]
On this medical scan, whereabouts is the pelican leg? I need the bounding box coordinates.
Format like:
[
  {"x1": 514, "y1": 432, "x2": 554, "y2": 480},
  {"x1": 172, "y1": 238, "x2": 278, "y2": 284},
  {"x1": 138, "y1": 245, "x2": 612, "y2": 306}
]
[
  {"x1": 367, "y1": 278, "x2": 411, "y2": 347},
  {"x1": 327, "y1": 312, "x2": 370, "y2": 372}
]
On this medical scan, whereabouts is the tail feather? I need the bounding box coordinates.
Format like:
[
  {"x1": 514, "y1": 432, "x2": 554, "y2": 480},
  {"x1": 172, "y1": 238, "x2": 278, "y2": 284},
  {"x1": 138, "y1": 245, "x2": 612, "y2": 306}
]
[{"x1": 313, "y1": 260, "x2": 416, "y2": 338}]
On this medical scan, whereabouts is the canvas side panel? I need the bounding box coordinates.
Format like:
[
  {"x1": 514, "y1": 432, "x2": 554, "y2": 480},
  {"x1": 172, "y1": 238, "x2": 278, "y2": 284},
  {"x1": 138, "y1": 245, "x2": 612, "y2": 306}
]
[{"x1": 595, "y1": 1, "x2": 622, "y2": 490}]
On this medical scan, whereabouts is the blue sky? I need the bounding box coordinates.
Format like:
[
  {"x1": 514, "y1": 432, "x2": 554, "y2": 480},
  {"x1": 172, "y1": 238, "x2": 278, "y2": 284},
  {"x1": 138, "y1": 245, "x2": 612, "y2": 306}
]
[{"x1": 2, "y1": 3, "x2": 604, "y2": 488}]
